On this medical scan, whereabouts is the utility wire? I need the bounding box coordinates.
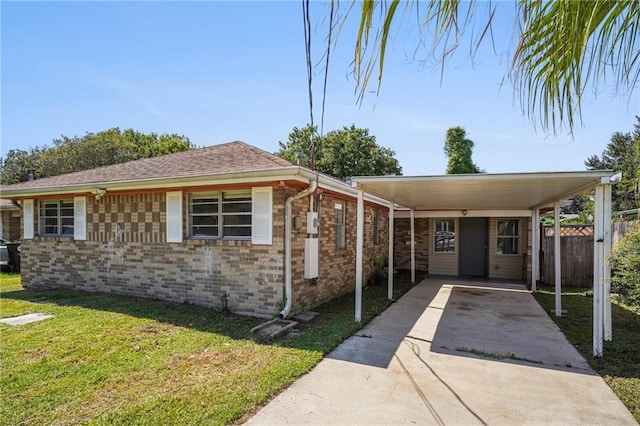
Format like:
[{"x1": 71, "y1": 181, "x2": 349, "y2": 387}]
[
  {"x1": 303, "y1": 0, "x2": 335, "y2": 184},
  {"x1": 302, "y1": 0, "x2": 316, "y2": 170}
]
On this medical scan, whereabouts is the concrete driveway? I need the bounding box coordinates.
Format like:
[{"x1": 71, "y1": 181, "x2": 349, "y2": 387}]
[{"x1": 246, "y1": 278, "x2": 636, "y2": 425}]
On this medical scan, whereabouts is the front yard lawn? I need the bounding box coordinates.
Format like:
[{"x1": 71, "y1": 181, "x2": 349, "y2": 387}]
[
  {"x1": 0, "y1": 273, "x2": 414, "y2": 425},
  {"x1": 534, "y1": 288, "x2": 640, "y2": 422}
]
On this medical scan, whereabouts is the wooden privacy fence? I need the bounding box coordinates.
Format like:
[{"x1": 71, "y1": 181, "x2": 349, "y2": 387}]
[
  {"x1": 541, "y1": 225, "x2": 594, "y2": 288},
  {"x1": 541, "y1": 221, "x2": 638, "y2": 288},
  {"x1": 613, "y1": 220, "x2": 639, "y2": 245}
]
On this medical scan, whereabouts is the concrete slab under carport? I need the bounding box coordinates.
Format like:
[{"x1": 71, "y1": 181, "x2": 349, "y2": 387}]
[{"x1": 245, "y1": 277, "x2": 635, "y2": 425}]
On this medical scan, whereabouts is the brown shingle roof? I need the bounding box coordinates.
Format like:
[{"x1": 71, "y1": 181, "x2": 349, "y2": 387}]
[{"x1": 1, "y1": 141, "x2": 293, "y2": 191}]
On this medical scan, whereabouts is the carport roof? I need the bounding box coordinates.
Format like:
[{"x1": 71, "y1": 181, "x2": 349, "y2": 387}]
[{"x1": 352, "y1": 170, "x2": 619, "y2": 211}]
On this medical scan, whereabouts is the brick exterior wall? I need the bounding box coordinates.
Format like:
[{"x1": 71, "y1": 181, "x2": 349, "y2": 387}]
[
  {"x1": 290, "y1": 193, "x2": 389, "y2": 312},
  {"x1": 20, "y1": 187, "x2": 389, "y2": 318},
  {"x1": 394, "y1": 217, "x2": 429, "y2": 272},
  {"x1": 21, "y1": 190, "x2": 286, "y2": 317}
]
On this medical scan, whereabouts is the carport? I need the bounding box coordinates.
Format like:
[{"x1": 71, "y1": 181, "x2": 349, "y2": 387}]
[{"x1": 352, "y1": 171, "x2": 620, "y2": 356}]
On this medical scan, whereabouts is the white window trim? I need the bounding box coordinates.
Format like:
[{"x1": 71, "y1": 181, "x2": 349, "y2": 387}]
[
  {"x1": 74, "y1": 196, "x2": 87, "y2": 241},
  {"x1": 166, "y1": 191, "x2": 183, "y2": 243},
  {"x1": 251, "y1": 187, "x2": 272, "y2": 245},
  {"x1": 496, "y1": 218, "x2": 521, "y2": 256},
  {"x1": 38, "y1": 198, "x2": 74, "y2": 237},
  {"x1": 433, "y1": 218, "x2": 457, "y2": 254},
  {"x1": 334, "y1": 202, "x2": 346, "y2": 250},
  {"x1": 23, "y1": 199, "x2": 34, "y2": 239}
]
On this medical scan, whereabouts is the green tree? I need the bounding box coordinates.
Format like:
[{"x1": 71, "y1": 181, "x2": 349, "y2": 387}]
[
  {"x1": 0, "y1": 148, "x2": 45, "y2": 185},
  {"x1": 443, "y1": 127, "x2": 483, "y2": 174},
  {"x1": 340, "y1": 1, "x2": 638, "y2": 133},
  {"x1": 276, "y1": 124, "x2": 402, "y2": 180},
  {"x1": 0, "y1": 128, "x2": 193, "y2": 185},
  {"x1": 585, "y1": 117, "x2": 640, "y2": 212}
]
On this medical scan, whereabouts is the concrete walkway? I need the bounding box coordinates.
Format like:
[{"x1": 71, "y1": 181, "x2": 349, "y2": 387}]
[{"x1": 246, "y1": 278, "x2": 636, "y2": 425}]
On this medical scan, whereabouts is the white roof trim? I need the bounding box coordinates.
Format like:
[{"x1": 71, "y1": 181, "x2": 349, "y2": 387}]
[
  {"x1": 0, "y1": 166, "x2": 390, "y2": 207},
  {"x1": 353, "y1": 170, "x2": 618, "y2": 211}
]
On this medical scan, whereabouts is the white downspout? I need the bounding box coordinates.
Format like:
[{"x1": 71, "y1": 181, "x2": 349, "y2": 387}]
[{"x1": 279, "y1": 181, "x2": 318, "y2": 319}]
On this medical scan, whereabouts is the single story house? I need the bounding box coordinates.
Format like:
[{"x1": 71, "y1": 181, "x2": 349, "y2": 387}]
[
  {"x1": 0, "y1": 141, "x2": 619, "y2": 355},
  {"x1": 0, "y1": 141, "x2": 390, "y2": 318}
]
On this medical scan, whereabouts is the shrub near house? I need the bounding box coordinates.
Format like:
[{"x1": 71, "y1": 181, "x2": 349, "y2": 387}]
[{"x1": 610, "y1": 224, "x2": 640, "y2": 308}]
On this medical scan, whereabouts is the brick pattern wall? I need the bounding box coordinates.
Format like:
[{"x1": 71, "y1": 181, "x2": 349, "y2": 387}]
[
  {"x1": 22, "y1": 189, "x2": 286, "y2": 317},
  {"x1": 394, "y1": 217, "x2": 429, "y2": 271},
  {"x1": 21, "y1": 186, "x2": 390, "y2": 317},
  {"x1": 86, "y1": 193, "x2": 166, "y2": 243}
]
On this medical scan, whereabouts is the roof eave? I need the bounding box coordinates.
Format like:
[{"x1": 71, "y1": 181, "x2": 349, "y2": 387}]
[
  {"x1": 0, "y1": 167, "x2": 309, "y2": 198},
  {"x1": 0, "y1": 165, "x2": 395, "y2": 208}
]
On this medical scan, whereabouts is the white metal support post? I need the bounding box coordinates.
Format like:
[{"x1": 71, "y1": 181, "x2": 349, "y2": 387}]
[
  {"x1": 355, "y1": 188, "x2": 364, "y2": 323},
  {"x1": 593, "y1": 184, "x2": 604, "y2": 356},
  {"x1": 554, "y1": 201, "x2": 562, "y2": 316},
  {"x1": 531, "y1": 209, "x2": 539, "y2": 291},
  {"x1": 603, "y1": 183, "x2": 613, "y2": 341},
  {"x1": 410, "y1": 209, "x2": 416, "y2": 284},
  {"x1": 388, "y1": 202, "x2": 395, "y2": 300}
]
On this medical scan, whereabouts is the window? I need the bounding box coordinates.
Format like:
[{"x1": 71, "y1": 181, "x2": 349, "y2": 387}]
[
  {"x1": 434, "y1": 219, "x2": 455, "y2": 252},
  {"x1": 189, "y1": 190, "x2": 251, "y2": 239},
  {"x1": 39, "y1": 199, "x2": 74, "y2": 236},
  {"x1": 372, "y1": 209, "x2": 380, "y2": 245},
  {"x1": 334, "y1": 203, "x2": 345, "y2": 250},
  {"x1": 497, "y1": 219, "x2": 520, "y2": 255}
]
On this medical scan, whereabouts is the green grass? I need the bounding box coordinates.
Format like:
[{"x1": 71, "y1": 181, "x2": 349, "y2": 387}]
[
  {"x1": 0, "y1": 273, "x2": 415, "y2": 426},
  {"x1": 534, "y1": 288, "x2": 640, "y2": 421}
]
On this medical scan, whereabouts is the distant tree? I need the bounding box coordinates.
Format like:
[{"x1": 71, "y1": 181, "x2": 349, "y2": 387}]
[
  {"x1": 585, "y1": 117, "x2": 640, "y2": 212},
  {"x1": 276, "y1": 124, "x2": 402, "y2": 180},
  {"x1": 0, "y1": 128, "x2": 193, "y2": 185},
  {"x1": 443, "y1": 127, "x2": 484, "y2": 174},
  {"x1": 0, "y1": 148, "x2": 45, "y2": 185}
]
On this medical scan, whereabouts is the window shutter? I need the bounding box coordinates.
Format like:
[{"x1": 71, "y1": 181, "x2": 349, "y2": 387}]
[
  {"x1": 251, "y1": 187, "x2": 272, "y2": 245},
  {"x1": 166, "y1": 191, "x2": 183, "y2": 243},
  {"x1": 23, "y1": 199, "x2": 34, "y2": 239},
  {"x1": 74, "y1": 196, "x2": 86, "y2": 240}
]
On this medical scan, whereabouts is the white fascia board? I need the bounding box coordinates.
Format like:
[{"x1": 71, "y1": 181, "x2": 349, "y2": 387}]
[
  {"x1": 395, "y1": 209, "x2": 532, "y2": 218},
  {"x1": 353, "y1": 170, "x2": 617, "y2": 184},
  {"x1": 0, "y1": 167, "x2": 309, "y2": 198},
  {"x1": 297, "y1": 168, "x2": 390, "y2": 206}
]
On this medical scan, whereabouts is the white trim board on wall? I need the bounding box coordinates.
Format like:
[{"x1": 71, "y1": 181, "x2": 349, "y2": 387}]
[{"x1": 394, "y1": 210, "x2": 532, "y2": 219}]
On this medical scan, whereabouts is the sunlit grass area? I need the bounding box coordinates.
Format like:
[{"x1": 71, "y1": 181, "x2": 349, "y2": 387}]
[{"x1": 0, "y1": 273, "x2": 414, "y2": 425}]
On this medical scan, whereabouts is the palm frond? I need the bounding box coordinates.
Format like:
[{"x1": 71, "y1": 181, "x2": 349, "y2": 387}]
[{"x1": 345, "y1": 0, "x2": 639, "y2": 134}]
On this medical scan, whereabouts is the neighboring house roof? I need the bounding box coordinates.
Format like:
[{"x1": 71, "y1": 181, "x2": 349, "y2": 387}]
[
  {"x1": 1, "y1": 141, "x2": 293, "y2": 192},
  {"x1": 0, "y1": 199, "x2": 20, "y2": 211}
]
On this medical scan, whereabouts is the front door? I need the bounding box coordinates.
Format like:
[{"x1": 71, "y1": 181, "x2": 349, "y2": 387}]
[{"x1": 459, "y1": 217, "x2": 488, "y2": 277}]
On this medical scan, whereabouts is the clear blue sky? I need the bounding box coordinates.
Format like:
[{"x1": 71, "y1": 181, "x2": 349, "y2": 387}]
[{"x1": 2, "y1": 1, "x2": 638, "y2": 176}]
